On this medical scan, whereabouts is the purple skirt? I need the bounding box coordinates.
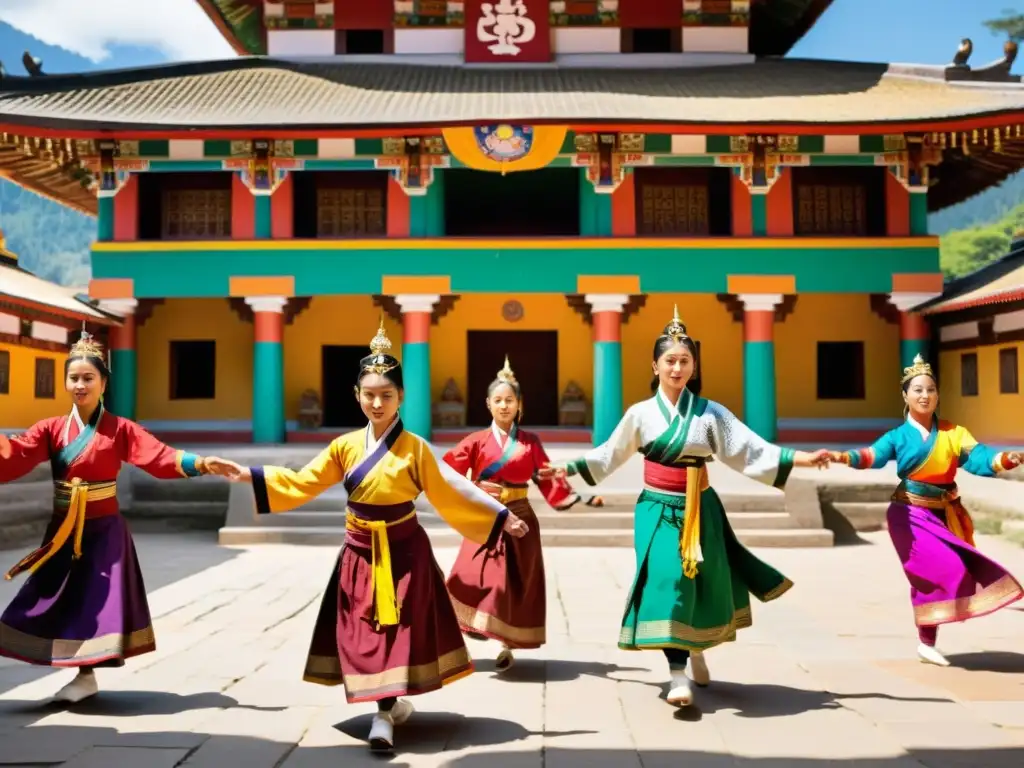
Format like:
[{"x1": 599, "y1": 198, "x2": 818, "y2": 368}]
[
  {"x1": 887, "y1": 502, "x2": 1024, "y2": 627},
  {"x1": 0, "y1": 514, "x2": 155, "y2": 667}
]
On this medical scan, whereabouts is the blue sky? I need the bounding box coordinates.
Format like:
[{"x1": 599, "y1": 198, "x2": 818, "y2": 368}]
[{"x1": 0, "y1": 0, "x2": 1019, "y2": 74}]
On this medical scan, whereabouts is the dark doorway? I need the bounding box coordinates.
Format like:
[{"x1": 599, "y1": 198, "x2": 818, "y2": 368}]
[
  {"x1": 444, "y1": 169, "x2": 580, "y2": 236},
  {"x1": 322, "y1": 345, "x2": 367, "y2": 428},
  {"x1": 467, "y1": 331, "x2": 559, "y2": 427}
]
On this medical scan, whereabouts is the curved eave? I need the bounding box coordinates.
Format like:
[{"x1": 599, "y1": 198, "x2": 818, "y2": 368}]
[
  {"x1": 195, "y1": 0, "x2": 265, "y2": 56},
  {"x1": 0, "y1": 156, "x2": 95, "y2": 216}
]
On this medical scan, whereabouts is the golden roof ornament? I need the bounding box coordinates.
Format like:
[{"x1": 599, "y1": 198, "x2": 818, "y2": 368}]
[
  {"x1": 363, "y1": 314, "x2": 397, "y2": 375},
  {"x1": 496, "y1": 355, "x2": 517, "y2": 385},
  {"x1": 666, "y1": 304, "x2": 688, "y2": 343},
  {"x1": 901, "y1": 354, "x2": 934, "y2": 385},
  {"x1": 69, "y1": 329, "x2": 104, "y2": 359}
]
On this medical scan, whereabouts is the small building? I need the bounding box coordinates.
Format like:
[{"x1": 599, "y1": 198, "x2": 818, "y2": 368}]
[
  {"x1": 0, "y1": 231, "x2": 119, "y2": 428},
  {"x1": 0, "y1": 1, "x2": 1022, "y2": 444},
  {"x1": 920, "y1": 234, "x2": 1024, "y2": 444}
]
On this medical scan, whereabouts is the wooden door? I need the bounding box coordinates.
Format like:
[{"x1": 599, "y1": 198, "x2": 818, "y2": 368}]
[{"x1": 466, "y1": 331, "x2": 559, "y2": 427}]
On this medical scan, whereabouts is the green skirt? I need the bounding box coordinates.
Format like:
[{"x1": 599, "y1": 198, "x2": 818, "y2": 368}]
[{"x1": 618, "y1": 488, "x2": 793, "y2": 652}]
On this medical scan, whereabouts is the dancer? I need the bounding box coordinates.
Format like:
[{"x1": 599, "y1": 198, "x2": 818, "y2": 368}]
[
  {"x1": 207, "y1": 320, "x2": 528, "y2": 753},
  {"x1": 445, "y1": 356, "x2": 582, "y2": 671},
  {"x1": 829, "y1": 354, "x2": 1023, "y2": 666},
  {"x1": 540, "y1": 308, "x2": 830, "y2": 707},
  {"x1": 0, "y1": 333, "x2": 228, "y2": 703}
]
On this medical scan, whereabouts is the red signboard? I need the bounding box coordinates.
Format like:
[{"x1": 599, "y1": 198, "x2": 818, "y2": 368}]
[{"x1": 464, "y1": 0, "x2": 552, "y2": 64}]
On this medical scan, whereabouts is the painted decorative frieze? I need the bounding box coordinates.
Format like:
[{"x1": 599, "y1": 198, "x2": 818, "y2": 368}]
[
  {"x1": 394, "y1": 0, "x2": 465, "y2": 27},
  {"x1": 548, "y1": 0, "x2": 618, "y2": 27},
  {"x1": 264, "y1": 0, "x2": 334, "y2": 30},
  {"x1": 573, "y1": 132, "x2": 648, "y2": 193},
  {"x1": 375, "y1": 136, "x2": 449, "y2": 195},
  {"x1": 683, "y1": 0, "x2": 749, "y2": 27}
]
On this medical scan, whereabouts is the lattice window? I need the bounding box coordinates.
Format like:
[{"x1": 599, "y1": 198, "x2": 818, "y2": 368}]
[
  {"x1": 999, "y1": 347, "x2": 1019, "y2": 394},
  {"x1": 34, "y1": 357, "x2": 55, "y2": 399},
  {"x1": 0, "y1": 350, "x2": 9, "y2": 395},
  {"x1": 795, "y1": 183, "x2": 867, "y2": 235},
  {"x1": 161, "y1": 189, "x2": 231, "y2": 239},
  {"x1": 961, "y1": 352, "x2": 979, "y2": 397},
  {"x1": 316, "y1": 187, "x2": 386, "y2": 237},
  {"x1": 639, "y1": 184, "x2": 709, "y2": 235}
]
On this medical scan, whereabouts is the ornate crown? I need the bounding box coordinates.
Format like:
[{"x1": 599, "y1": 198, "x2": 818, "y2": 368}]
[
  {"x1": 363, "y1": 315, "x2": 397, "y2": 375},
  {"x1": 901, "y1": 353, "x2": 934, "y2": 385},
  {"x1": 666, "y1": 304, "x2": 688, "y2": 343},
  {"x1": 496, "y1": 355, "x2": 517, "y2": 385},
  {"x1": 69, "y1": 330, "x2": 104, "y2": 359}
]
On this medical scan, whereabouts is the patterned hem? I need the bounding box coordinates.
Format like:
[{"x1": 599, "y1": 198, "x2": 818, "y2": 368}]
[
  {"x1": 0, "y1": 622, "x2": 156, "y2": 667},
  {"x1": 618, "y1": 606, "x2": 753, "y2": 651},
  {"x1": 914, "y1": 573, "x2": 1024, "y2": 626},
  {"x1": 450, "y1": 596, "x2": 545, "y2": 649},
  {"x1": 758, "y1": 578, "x2": 794, "y2": 603}
]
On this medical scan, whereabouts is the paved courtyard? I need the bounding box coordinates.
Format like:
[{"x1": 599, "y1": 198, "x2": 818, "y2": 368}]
[{"x1": 1, "y1": 530, "x2": 1024, "y2": 767}]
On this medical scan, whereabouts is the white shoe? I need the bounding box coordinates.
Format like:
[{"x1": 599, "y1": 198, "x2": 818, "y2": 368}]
[
  {"x1": 688, "y1": 651, "x2": 710, "y2": 687},
  {"x1": 53, "y1": 672, "x2": 98, "y2": 703},
  {"x1": 368, "y1": 699, "x2": 414, "y2": 752},
  {"x1": 917, "y1": 643, "x2": 950, "y2": 667},
  {"x1": 666, "y1": 671, "x2": 694, "y2": 707},
  {"x1": 496, "y1": 647, "x2": 515, "y2": 672}
]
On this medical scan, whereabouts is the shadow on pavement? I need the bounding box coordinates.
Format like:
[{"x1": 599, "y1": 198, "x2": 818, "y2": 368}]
[
  {"x1": 472, "y1": 658, "x2": 650, "y2": 683},
  {"x1": 946, "y1": 650, "x2": 1024, "y2": 674},
  {"x1": 0, "y1": 690, "x2": 287, "y2": 718}
]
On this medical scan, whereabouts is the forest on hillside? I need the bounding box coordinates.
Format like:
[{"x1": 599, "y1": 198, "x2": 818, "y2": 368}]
[{"x1": 0, "y1": 169, "x2": 1022, "y2": 287}]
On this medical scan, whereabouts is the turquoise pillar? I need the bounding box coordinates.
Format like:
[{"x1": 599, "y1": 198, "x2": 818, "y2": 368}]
[
  {"x1": 909, "y1": 189, "x2": 928, "y2": 236},
  {"x1": 588, "y1": 296, "x2": 627, "y2": 446},
  {"x1": 409, "y1": 170, "x2": 445, "y2": 237},
  {"x1": 248, "y1": 297, "x2": 286, "y2": 443},
  {"x1": 396, "y1": 296, "x2": 437, "y2": 439},
  {"x1": 740, "y1": 295, "x2": 780, "y2": 441},
  {"x1": 579, "y1": 170, "x2": 613, "y2": 236},
  {"x1": 102, "y1": 299, "x2": 138, "y2": 420},
  {"x1": 254, "y1": 195, "x2": 272, "y2": 238},
  {"x1": 751, "y1": 194, "x2": 768, "y2": 236},
  {"x1": 97, "y1": 197, "x2": 114, "y2": 241}
]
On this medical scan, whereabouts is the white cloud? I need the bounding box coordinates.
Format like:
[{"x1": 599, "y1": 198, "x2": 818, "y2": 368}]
[{"x1": 0, "y1": 0, "x2": 236, "y2": 63}]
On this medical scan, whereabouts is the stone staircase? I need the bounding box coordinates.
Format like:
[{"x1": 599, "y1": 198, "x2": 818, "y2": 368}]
[{"x1": 216, "y1": 482, "x2": 835, "y2": 548}]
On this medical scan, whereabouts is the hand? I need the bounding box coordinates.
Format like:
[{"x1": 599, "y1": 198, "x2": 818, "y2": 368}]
[
  {"x1": 536, "y1": 462, "x2": 567, "y2": 479},
  {"x1": 1006, "y1": 451, "x2": 1022, "y2": 468},
  {"x1": 204, "y1": 457, "x2": 250, "y2": 482},
  {"x1": 796, "y1": 449, "x2": 832, "y2": 470},
  {"x1": 503, "y1": 513, "x2": 529, "y2": 538},
  {"x1": 0, "y1": 434, "x2": 10, "y2": 460}
]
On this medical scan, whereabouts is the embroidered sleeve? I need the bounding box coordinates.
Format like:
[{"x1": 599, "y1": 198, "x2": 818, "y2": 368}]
[
  {"x1": 842, "y1": 432, "x2": 897, "y2": 470},
  {"x1": 564, "y1": 406, "x2": 642, "y2": 486},
  {"x1": 706, "y1": 402, "x2": 791, "y2": 489}
]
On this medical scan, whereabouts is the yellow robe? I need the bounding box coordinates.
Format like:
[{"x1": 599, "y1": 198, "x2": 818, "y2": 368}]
[{"x1": 254, "y1": 426, "x2": 508, "y2": 546}]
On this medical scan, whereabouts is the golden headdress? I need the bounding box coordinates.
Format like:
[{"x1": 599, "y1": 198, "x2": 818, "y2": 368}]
[
  {"x1": 901, "y1": 354, "x2": 934, "y2": 385},
  {"x1": 496, "y1": 355, "x2": 517, "y2": 386},
  {"x1": 666, "y1": 304, "x2": 688, "y2": 343},
  {"x1": 362, "y1": 314, "x2": 398, "y2": 375},
  {"x1": 69, "y1": 330, "x2": 104, "y2": 359}
]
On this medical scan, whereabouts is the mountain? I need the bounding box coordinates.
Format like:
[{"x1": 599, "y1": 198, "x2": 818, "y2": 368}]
[
  {"x1": 939, "y1": 200, "x2": 1024, "y2": 279},
  {"x1": 930, "y1": 172, "x2": 1024, "y2": 235}
]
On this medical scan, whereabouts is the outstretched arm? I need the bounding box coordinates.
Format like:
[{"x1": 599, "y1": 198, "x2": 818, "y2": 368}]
[
  {"x1": 955, "y1": 426, "x2": 1022, "y2": 477},
  {"x1": 542, "y1": 408, "x2": 642, "y2": 487},
  {"x1": 0, "y1": 421, "x2": 53, "y2": 482},
  {"x1": 530, "y1": 438, "x2": 581, "y2": 511},
  {"x1": 830, "y1": 432, "x2": 898, "y2": 470},
  {"x1": 120, "y1": 420, "x2": 212, "y2": 479}
]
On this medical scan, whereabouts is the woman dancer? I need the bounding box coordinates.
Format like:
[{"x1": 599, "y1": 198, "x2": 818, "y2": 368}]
[
  {"x1": 541, "y1": 308, "x2": 830, "y2": 708},
  {"x1": 0, "y1": 333, "x2": 227, "y2": 703},
  {"x1": 829, "y1": 354, "x2": 1023, "y2": 666},
  {"x1": 208, "y1": 320, "x2": 528, "y2": 753},
  {"x1": 445, "y1": 356, "x2": 584, "y2": 671}
]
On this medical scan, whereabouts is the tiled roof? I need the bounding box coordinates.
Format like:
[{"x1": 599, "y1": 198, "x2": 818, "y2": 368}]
[
  {"x1": 0, "y1": 262, "x2": 112, "y2": 322},
  {"x1": 922, "y1": 242, "x2": 1024, "y2": 315},
  {"x1": 1, "y1": 58, "x2": 1021, "y2": 130}
]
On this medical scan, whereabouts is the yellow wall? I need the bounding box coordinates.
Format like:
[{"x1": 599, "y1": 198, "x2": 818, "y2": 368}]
[
  {"x1": 0, "y1": 342, "x2": 68, "y2": 428},
  {"x1": 775, "y1": 293, "x2": 901, "y2": 419},
  {"x1": 940, "y1": 341, "x2": 1024, "y2": 441},
  {"x1": 430, "y1": 294, "x2": 593, "y2": 406},
  {"x1": 622, "y1": 294, "x2": 744, "y2": 415},
  {"x1": 136, "y1": 298, "x2": 254, "y2": 421},
  {"x1": 283, "y1": 296, "x2": 401, "y2": 420}
]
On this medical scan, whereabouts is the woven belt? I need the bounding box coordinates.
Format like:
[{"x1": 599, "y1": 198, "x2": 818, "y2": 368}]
[
  {"x1": 345, "y1": 508, "x2": 417, "y2": 628},
  {"x1": 5, "y1": 478, "x2": 117, "y2": 581}
]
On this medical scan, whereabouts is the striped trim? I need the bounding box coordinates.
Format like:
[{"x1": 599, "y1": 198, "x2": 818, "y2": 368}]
[
  {"x1": 773, "y1": 447, "x2": 794, "y2": 489},
  {"x1": 251, "y1": 467, "x2": 271, "y2": 515},
  {"x1": 175, "y1": 450, "x2": 204, "y2": 477}
]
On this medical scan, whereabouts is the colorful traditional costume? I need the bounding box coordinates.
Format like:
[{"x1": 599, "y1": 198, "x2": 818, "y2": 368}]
[
  {"x1": 444, "y1": 361, "x2": 579, "y2": 652},
  {"x1": 836, "y1": 356, "x2": 1023, "y2": 652},
  {"x1": 562, "y1": 385, "x2": 794, "y2": 660},
  {"x1": 250, "y1": 418, "x2": 509, "y2": 701},
  {"x1": 0, "y1": 403, "x2": 211, "y2": 670}
]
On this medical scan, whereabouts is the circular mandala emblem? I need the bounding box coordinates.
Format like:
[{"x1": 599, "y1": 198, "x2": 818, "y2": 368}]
[{"x1": 502, "y1": 300, "x2": 524, "y2": 323}]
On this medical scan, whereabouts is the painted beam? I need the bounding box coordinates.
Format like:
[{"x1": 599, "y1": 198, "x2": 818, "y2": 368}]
[{"x1": 91, "y1": 238, "x2": 941, "y2": 298}]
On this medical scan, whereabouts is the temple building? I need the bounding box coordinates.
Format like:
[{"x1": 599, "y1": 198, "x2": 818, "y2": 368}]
[
  {"x1": 0, "y1": 232, "x2": 118, "y2": 428},
  {"x1": 921, "y1": 233, "x2": 1024, "y2": 443},
  {"x1": 0, "y1": 0, "x2": 1022, "y2": 444}
]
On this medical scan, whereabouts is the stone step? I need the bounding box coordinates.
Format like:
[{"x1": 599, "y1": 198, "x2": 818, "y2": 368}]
[
  {"x1": 218, "y1": 525, "x2": 834, "y2": 548},
  {"x1": 830, "y1": 502, "x2": 890, "y2": 532}
]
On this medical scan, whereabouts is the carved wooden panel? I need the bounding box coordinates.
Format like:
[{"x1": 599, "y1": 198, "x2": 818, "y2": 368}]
[
  {"x1": 316, "y1": 187, "x2": 385, "y2": 237},
  {"x1": 34, "y1": 357, "x2": 55, "y2": 399},
  {"x1": 795, "y1": 182, "x2": 867, "y2": 236},
  {"x1": 161, "y1": 189, "x2": 231, "y2": 238},
  {"x1": 638, "y1": 184, "x2": 709, "y2": 235}
]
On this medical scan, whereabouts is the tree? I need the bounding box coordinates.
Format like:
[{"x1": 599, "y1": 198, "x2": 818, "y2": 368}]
[{"x1": 984, "y1": 9, "x2": 1024, "y2": 42}]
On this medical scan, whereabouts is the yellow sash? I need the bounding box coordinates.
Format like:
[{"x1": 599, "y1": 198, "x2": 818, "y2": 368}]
[
  {"x1": 4, "y1": 479, "x2": 117, "y2": 581},
  {"x1": 892, "y1": 487, "x2": 976, "y2": 547},
  {"x1": 496, "y1": 486, "x2": 528, "y2": 504},
  {"x1": 345, "y1": 509, "x2": 417, "y2": 628},
  {"x1": 680, "y1": 466, "x2": 711, "y2": 579}
]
